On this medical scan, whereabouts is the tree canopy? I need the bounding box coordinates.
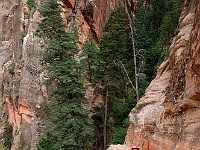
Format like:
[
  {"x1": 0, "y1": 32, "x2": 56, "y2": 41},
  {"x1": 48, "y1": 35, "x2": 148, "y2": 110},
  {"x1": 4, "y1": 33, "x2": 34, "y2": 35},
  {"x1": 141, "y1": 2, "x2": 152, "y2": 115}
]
[{"x1": 37, "y1": 0, "x2": 94, "y2": 149}]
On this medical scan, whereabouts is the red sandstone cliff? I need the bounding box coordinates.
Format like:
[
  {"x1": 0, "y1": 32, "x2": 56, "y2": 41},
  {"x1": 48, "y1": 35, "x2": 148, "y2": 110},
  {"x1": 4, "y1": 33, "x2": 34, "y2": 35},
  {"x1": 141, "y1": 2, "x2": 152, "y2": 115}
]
[
  {"x1": 109, "y1": 0, "x2": 200, "y2": 150},
  {"x1": 64, "y1": 0, "x2": 119, "y2": 44},
  {"x1": 2, "y1": 0, "x2": 199, "y2": 150}
]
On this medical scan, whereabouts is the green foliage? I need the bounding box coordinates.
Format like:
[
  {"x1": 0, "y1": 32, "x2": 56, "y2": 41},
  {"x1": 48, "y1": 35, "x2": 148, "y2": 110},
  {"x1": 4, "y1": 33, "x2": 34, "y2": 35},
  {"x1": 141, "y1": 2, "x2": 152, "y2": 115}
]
[
  {"x1": 111, "y1": 118, "x2": 129, "y2": 144},
  {"x1": 0, "y1": 144, "x2": 9, "y2": 150},
  {"x1": 80, "y1": 38, "x2": 99, "y2": 83},
  {"x1": 19, "y1": 135, "x2": 24, "y2": 150},
  {"x1": 36, "y1": 0, "x2": 185, "y2": 148},
  {"x1": 24, "y1": 12, "x2": 30, "y2": 19},
  {"x1": 37, "y1": 0, "x2": 94, "y2": 149},
  {"x1": 3, "y1": 123, "x2": 13, "y2": 149},
  {"x1": 134, "y1": 0, "x2": 184, "y2": 81},
  {"x1": 8, "y1": 63, "x2": 15, "y2": 75},
  {"x1": 37, "y1": 133, "x2": 54, "y2": 150},
  {"x1": 85, "y1": 4, "x2": 137, "y2": 145},
  {"x1": 37, "y1": 0, "x2": 64, "y2": 40},
  {"x1": 94, "y1": 4, "x2": 133, "y2": 82},
  {"x1": 27, "y1": 0, "x2": 36, "y2": 10},
  {"x1": 13, "y1": 81, "x2": 20, "y2": 102},
  {"x1": 98, "y1": 4, "x2": 142, "y2": 145},
  {"x1": 81, "y1": 0, "x2": 185, "y2": 147},
  {"x1": 160, "y1": 0, "x2": 184, "y2": 43},
  {"x1": 19, "y1": 31, "x2": 26, "y2": 41}
]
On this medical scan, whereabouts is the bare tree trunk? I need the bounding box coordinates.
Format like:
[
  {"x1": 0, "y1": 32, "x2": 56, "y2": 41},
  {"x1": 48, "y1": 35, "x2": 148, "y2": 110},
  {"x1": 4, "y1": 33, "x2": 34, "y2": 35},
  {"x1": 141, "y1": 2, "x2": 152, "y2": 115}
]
[
  {"x1": 118, "y1": 60, "x2": 136, "y2": 91},
  {"x1": 124, "y1": 0, "x2": 139, "y2": 102},
  {"x1": 103, "y1": 83, "x2": 108, "y2": 150}
]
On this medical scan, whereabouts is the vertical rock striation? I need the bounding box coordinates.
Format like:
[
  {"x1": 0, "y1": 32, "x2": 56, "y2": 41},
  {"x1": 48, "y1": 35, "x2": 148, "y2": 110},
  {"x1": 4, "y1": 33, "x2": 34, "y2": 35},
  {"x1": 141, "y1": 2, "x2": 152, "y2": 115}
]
[
  {"x1": 123, "y1": 0, "x2": 200, "y2": 149},
  {"x1": 0, "y1": 0, "x2": 48, "y2": 149},
  {"x1": 63, "y1": 0, "x2": 119, "y2": 44},
  {"x1": 0, "y1": 0, "x2": 22, "y2": 148}
]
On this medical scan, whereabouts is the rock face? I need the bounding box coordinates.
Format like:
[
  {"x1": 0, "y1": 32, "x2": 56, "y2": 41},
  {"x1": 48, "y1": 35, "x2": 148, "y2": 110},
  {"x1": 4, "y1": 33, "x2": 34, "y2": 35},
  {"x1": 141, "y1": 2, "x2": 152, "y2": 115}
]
[
  {"x1": 64, "y1": 0, "x2": 119, "y2": 44},
  {"x1": 0, "y1": 0, "x2": 48, "y2": 149},
  {"x1": 4, "y1": 0, "x2": 199, "y2": 149},
  {"x1": 123, "y1": 0, "x2": 200, "y2": 149}
]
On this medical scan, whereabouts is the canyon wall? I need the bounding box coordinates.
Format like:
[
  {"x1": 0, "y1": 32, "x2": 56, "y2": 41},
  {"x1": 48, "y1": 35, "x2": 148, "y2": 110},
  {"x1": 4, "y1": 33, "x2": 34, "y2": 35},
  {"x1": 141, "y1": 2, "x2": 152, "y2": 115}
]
[
  {"x1": 0, "y1": 0, "x2": 48, "y2": 149},
  {"x1": 63, "y1": 0, "x2": 119, "y2": 44},
  {"x1": 117, "y1": 0, "x2": 200, "y2": 150},
  {"x1": 3, "y1": 0, "x2": 198, "y2": 150}
]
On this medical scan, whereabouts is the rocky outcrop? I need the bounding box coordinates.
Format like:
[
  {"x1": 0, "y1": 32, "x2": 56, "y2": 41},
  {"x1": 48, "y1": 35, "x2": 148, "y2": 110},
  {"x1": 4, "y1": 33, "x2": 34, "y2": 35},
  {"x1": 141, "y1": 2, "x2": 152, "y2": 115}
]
[
  {"x1": 63, "y1": 0, "x2": 75, "y2": 8},
  {"x1": 0, "y1": 0, "x2": 48, "y2": 149},
  {"x1": 63, "y1": 0, "x2": 119, "y2": 44},
  {"x1": 80, "y1": 0, "x2": 119, "y2": 43},
  {"x1": 107, "y1": 144, "x2": 133, "y2": 150},
  {"x1": 0, "y1": 0, "x2": 21, "y2": 148},
  {"x1": 123, "y1": 0, "x2": 200, "y2": 149}
]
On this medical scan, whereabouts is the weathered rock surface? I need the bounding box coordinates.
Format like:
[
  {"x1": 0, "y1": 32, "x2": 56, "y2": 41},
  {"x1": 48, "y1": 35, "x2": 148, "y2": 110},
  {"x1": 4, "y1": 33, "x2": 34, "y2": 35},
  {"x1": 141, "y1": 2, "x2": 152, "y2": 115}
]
[
  {"x1": 0, "y1": 0, "x2": 48, "y2": 149},
  {"x1": 4, "y1": 0, "x2": 195, "y2": 149},
  {"x1": 0, "y1": 0, "x2": 21, "y2": 148},
  {"x1": 107, "y1": 144, "x2": 133, "y2": 150},
  {"x1": 119, "y1": 0, "x2": 200, "y2": 150},
  {"x1": 64, "y1": 0, "x2": 119, "y2": 44}
]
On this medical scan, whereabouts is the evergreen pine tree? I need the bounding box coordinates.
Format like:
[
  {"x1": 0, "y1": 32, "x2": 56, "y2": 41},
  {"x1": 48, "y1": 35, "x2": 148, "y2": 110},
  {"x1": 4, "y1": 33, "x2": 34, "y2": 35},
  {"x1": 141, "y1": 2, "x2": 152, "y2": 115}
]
[
  {"x1": 93, "y1": 4, "x2": 136, "y2": 145},
  {"x1": 80, "y1": 39, "x2": 98, "y2": 83},
  {"x1": 36, "y1": 0, "x2": 94, "y2": 149},
  {"x1": 79, "y1": 0, "x2": 185, "y2": 147}
]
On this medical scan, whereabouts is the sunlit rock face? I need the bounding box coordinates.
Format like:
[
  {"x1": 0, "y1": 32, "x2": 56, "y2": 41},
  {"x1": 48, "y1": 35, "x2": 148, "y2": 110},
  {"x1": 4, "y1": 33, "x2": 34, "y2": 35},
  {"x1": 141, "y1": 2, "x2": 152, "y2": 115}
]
[
  {"x1": 123, "y1": 0, "x2": 200, "y2": 150},
  {"x1": 0, "y1": 0, "x2": 48, "y2": 149}
]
